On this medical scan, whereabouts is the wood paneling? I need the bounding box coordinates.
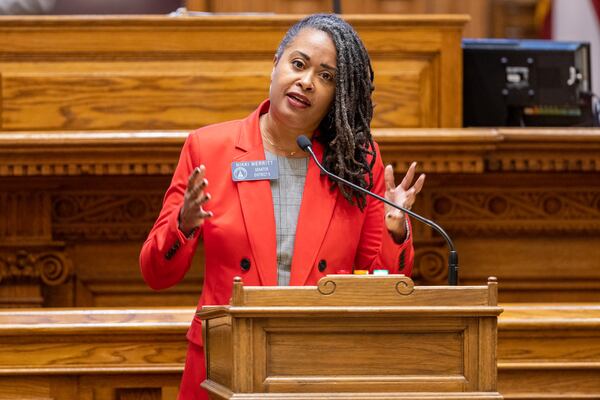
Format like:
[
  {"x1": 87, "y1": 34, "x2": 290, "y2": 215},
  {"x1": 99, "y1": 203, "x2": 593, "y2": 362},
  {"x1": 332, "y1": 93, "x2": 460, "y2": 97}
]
[
  {"x1": 0, "y1": 15, "x2": 465, "y2": 132},
  {"x1": 0, "y1": 308, "x2": 189, "y2": 400},
  {"x1": 498, "y1": 304, "x2": 600, "y2": 399},
  {"x1": 1, "y1": 128, "x2": 599, "y2": 306},
  {"x1": 0, "y1": 303, "x2": 597, "y2": 399}
]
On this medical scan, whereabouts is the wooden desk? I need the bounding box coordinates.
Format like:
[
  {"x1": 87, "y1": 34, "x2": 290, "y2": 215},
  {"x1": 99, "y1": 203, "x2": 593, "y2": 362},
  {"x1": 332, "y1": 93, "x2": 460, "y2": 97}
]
[
  {"x1": 0, "y1": 308, "x2": 190, "y2": 400},
  {"x1": 0, "y1": 15, "x2": 466, "y2": 132},
  {"x1": 498, "y1": 303, "x2": 600, "y2": 399},
  {"x1": 0, "y1": 304, "x2": 597, "y2": 399}
]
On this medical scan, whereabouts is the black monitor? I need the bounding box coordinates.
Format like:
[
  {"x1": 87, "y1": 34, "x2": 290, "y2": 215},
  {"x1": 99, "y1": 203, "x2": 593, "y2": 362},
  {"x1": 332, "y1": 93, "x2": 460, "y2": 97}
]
[{"x1": 463, "y1": 39, "x2": 598, "y2": 127}]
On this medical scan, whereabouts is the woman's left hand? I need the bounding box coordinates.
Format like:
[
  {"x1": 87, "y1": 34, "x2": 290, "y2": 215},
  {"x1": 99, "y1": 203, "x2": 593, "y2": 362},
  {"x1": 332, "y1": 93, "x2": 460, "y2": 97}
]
[{"x1": 384, "y1": 162, "x2": 426, "y2": 242}]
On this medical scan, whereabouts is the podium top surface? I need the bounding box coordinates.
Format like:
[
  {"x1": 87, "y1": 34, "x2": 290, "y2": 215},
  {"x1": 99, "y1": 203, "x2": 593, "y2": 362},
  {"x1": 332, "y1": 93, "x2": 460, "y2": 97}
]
[{"x1": 197, "y1": 275, "x2": 502, "y2": 319}]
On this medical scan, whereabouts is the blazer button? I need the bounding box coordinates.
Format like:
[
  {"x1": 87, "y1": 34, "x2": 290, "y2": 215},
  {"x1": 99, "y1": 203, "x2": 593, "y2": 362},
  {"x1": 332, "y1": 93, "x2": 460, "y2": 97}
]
[
  {"x1": 240, "y1": 258, "x2": 251, "y2": 271},
  {"x1": 318, "y1": 259, "x2": 327, "y2": 272}
]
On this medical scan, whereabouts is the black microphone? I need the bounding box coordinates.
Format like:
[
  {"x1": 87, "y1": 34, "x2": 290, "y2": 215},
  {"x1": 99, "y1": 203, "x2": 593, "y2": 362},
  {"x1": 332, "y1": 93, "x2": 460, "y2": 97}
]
[{"x1": 296, "y1": 135, "x2": 459, "y2": 286}]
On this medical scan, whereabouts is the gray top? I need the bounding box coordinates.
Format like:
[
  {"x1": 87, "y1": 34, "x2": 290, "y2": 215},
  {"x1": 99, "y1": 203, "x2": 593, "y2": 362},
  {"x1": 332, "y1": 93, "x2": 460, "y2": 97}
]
[{"x1": 265, "y1": 150, "x2": 309, "y2": 286}]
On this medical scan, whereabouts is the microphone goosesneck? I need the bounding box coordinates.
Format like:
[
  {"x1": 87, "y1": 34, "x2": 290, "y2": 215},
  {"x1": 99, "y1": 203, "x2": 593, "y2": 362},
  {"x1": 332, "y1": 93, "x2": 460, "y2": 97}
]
[{"x1": 296, "y1": 135, "x2": 459, "y2": 286}]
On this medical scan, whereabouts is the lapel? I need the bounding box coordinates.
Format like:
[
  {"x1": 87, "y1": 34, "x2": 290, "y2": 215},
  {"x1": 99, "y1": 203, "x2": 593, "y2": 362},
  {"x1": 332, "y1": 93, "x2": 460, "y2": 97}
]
[
  {"x1": 234, "y1": 101, "x2": 278, "y2": 286},
  {"x1": 289, "y1": 139, "x2": 339, "y2": 286}
]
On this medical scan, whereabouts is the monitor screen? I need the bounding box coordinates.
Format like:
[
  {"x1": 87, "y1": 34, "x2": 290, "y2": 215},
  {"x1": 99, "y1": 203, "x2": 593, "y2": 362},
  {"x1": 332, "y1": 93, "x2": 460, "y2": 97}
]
[{"x1": 463, "y1": 39, "x2": 595, "y2": 127}]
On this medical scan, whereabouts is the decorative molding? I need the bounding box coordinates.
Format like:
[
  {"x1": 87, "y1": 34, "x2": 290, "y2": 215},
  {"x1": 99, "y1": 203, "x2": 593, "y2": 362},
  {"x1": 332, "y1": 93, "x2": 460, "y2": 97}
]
[
  {"x1": 0, "y1": 132, "x2": 184, "y2": 177},
  {"x1": 0, "y1": 162, "x2": 177, "y2": 177},
  {"x1": 0, "y1": 249, "x2": 71, "y2": 286},
  {"x1": 380, "y1": 128, "x2": 600, "y2": 173},
  {"x1": 2, "y1": 129, "x2": 599, "y2": 177},
  {"x1": 51, "y1": 192, "x2": 163, "y2": 241},
  {"x1": 486, "y1": 128, "x2": 600, "y2": 173},
  {"x1": 430, "y1": 189, "x2": 600, "y2": 236},
  {"x1": 487, "y1": 156, "x2": 600, "y2": 172}
]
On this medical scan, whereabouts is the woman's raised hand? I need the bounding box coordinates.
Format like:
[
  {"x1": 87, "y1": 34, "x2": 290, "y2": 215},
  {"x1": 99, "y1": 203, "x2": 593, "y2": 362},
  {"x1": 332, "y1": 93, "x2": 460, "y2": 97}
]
[
  {"x1": 383, "y1": 162, "x2": 426, "y2": 241},
  {"x1": 179, "y1": 165, "x2": 213, "y2": 235}
]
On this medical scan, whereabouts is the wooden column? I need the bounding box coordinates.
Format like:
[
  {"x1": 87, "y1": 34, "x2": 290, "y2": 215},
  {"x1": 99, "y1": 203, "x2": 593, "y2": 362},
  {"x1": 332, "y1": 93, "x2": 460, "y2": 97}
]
[{"x1": 0, "y1": 190, "x2": 70, "y2": 307}]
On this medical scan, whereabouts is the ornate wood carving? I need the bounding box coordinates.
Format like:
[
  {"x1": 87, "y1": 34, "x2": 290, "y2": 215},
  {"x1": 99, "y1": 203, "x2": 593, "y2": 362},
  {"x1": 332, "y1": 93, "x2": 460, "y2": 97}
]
[
  {"x1": 0, "y1": 249, "x2": 70, "y2": 286},
  {"x1": 378, "y1": 128, "x2": 600, "y2": 174},
  {"x1": 0, "y1": 246, "x2": 71, "y2": 308},
  {"x1": 0, "y1": 189, "x2": 72, "y2": 307},
  {"x1": 0, "y1": 132, "x2": 184, "y2": 177},
  {"x1": 2, "y1": 129, "x2": 599, "y2": 177},
  {"x1": 52, "y1": 192, "x2": 163, "y2": 241},
  {"x1": 1, "y1": 128, "x2": 600, "y2": 305},
  {"x1": 412, "y1": 245, "x2": 448, "y2": 285},
  {"x1": 430, "y1": 189, "x2": 600, "y2": 236},
  {"x1": 0, "y1": 191, "x2": 52, "y2": 240}
]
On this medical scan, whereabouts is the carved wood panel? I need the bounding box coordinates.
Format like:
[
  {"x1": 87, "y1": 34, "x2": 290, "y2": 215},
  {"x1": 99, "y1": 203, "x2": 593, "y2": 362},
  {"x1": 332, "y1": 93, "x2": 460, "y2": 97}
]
[
  {"x1": 2, "y1": 130, "x2": 600, "y2": 305},
  {"x1": 0, "y1": 16, "x2": 465, "y2": 131}
]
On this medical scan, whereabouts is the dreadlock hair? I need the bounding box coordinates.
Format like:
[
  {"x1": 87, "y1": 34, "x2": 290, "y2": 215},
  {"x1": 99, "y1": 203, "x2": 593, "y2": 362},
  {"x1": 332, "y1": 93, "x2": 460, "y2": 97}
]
[{"x1": 275, "y1": 14, "x2": 376, "y2": 211}]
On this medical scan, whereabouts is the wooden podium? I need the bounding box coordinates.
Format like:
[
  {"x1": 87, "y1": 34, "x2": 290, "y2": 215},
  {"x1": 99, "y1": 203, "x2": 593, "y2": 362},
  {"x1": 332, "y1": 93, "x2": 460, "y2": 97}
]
[{"x1": 197, "y1": 275, "x2": 503, "y2": 399}]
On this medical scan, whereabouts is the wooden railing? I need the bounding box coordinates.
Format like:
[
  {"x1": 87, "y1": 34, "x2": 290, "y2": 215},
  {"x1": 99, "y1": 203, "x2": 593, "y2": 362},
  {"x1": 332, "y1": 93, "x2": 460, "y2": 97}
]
[
  {"x1": 498, "y1": 304, "x2": 600, "y2": 398},
  {"x1": 0, "y1": 304, "x2": 598, "y2": 399},
  {"x1": 0, "y1": 308, "x2": 190, "y2": 400}
]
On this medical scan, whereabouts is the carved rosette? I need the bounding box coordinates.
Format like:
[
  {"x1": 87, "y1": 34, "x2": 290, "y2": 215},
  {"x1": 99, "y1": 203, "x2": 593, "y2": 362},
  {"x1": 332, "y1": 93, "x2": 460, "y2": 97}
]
[
  {"x1": 0, "y1": 250, "x2": 71, "y2": 286},
  {"x1": 412, "y1": 247, "x2": 447, "y2": 285}
]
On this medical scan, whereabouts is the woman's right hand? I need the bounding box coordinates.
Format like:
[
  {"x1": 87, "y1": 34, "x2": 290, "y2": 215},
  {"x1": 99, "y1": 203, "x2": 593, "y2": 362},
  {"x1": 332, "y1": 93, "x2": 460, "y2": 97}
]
[{"x1": 178, "y1": 165, "x2": 213, "y2": 235}]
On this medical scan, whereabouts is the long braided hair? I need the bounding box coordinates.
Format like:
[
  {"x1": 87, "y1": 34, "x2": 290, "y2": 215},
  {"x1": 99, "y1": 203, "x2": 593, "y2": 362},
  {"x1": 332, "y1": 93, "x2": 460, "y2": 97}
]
[{"x1": 276, "y1": 14, "x2": 376, "y2": 211}]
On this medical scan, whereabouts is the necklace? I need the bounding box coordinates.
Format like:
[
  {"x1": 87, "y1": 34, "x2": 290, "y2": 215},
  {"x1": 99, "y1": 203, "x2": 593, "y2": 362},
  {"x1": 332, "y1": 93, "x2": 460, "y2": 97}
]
[{"x1": 261, "y1": 131, "x2": 297, "y2": 157}]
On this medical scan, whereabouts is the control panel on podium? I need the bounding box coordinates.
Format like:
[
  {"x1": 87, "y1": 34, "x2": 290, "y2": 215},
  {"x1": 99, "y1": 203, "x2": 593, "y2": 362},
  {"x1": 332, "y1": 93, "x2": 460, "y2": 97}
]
[{"x1": 197, "y1": 275, "x2": 503, "y2": 400}]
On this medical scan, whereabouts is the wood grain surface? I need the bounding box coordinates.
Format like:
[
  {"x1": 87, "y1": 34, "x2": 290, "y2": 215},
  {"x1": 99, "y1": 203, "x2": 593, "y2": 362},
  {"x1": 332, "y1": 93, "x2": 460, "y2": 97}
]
[
  {"x1": 0, "y1": 304, "x2": 597, "y2": 398},
  {"x1": 0, "y1": 15, "x2": 466, "y2": 132}
]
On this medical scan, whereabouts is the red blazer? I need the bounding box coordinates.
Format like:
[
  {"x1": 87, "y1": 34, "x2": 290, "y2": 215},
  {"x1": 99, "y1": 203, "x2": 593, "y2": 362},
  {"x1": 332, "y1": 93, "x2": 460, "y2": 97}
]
[{"x1": 140, "y1": 100, "x2": 414, "y2": 346}]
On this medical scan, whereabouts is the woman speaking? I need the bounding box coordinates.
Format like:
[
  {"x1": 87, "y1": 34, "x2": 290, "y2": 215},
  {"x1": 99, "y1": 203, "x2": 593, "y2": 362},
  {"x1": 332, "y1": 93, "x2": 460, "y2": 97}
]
[{"x1": 140, "y1": 13, "x2": 425, "y2": 400}]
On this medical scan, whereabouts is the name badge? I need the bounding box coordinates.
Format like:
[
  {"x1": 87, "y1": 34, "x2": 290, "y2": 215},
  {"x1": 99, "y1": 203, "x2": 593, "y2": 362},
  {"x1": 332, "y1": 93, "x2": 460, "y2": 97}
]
[{"x1": 231, "y1": 160, "x2": 279, "y2": 181}]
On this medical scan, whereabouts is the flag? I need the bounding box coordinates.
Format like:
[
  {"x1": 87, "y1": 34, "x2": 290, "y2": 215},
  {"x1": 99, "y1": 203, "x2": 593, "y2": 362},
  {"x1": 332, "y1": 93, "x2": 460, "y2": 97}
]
[{"x1": 539, "y1": 0, "x2": 600, "y2": 96}]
